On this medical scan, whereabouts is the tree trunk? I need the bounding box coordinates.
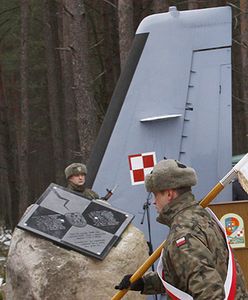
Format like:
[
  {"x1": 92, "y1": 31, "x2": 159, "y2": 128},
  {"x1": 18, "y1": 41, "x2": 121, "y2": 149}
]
[
  {"x1": 207, "y1": 0, "x2": 226, "y2": 7},
  {"x1": 42, "y1": 0, "x2": 65, "y2": 184},
  {"x1": 58, "y1": 1, "x2": 80, "y2": 164},
  {"x1": 141, "y1": 0, "x2": 153, "y2": 19},
  {"x1": 118, "y1": 0, "x2": 134, "y2": 70},
  {"x1": 188, "y1": 0, "x2": 199, "y2": 10},
  {"x1": 232, "y1": 6, "x2": 246, "y2": 154},
  {"x1": 86, "y1": 0, "x2": 120, "y2": 117},
  {"x1": 18, "y1": 0, "x2": 30, "y2": 217},
  {"x1": 103, "y1": 0, "x2": 120, "y2": 103},
  {"x1": 64, "y1": 0, "x2": 100, "y2": 162},
  {"x1": 0, "y1": 63, "x2": 12, "y2": 227},
  {"x1": 0, "y1": 68, "x2": 20, "y2": 228},
  {"x1": 133, "y1": 1, "x2": 144, "y2": 31},
  {"x1": 102, "y1": 0, "x2": 120, "y2": 110},
  {"x1": 239, "y1": 0, "x2": 248, "y2": 151},
  {"x1": 152, "y1": 0, "x2": 169, "y2": 13}
]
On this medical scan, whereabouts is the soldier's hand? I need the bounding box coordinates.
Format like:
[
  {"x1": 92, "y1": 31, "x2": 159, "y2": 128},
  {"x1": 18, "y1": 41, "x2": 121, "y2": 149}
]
[{"x1": 115, "y1": 274, "x2": 144, "y2": 291}]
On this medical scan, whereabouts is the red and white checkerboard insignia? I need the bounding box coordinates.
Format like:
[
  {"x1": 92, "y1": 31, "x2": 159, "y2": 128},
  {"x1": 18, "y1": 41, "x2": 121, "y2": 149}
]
[
  {"x1": 176, "y1": 237, "x2": 186, "y2": 247},
  {"x1": 128, "y1": 152, "x2": 156, "y2": 185}
]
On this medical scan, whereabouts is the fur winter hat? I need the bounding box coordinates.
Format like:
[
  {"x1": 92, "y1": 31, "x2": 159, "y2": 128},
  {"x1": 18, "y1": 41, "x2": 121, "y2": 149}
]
[
  {"x1": 64, "y1": 163, "x2": 87, "y2": 179},
  {"x1": 145, "y1": 159, "x2": 197, "y2": 192}
]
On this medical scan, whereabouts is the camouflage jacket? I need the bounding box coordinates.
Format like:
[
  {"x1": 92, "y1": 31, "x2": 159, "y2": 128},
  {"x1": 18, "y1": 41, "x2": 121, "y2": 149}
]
[
  {"x1": 142, "y1": 191, "x2": 248, "y2": 299},
  {"x1": 67, "y1": 183, "x2": 99, "y2": 200}
]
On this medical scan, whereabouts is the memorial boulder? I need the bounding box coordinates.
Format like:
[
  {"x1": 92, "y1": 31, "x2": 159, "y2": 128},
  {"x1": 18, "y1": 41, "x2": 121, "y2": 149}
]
[{"x1": 6, "y1": 223, "x2": 149, "y2": 299}]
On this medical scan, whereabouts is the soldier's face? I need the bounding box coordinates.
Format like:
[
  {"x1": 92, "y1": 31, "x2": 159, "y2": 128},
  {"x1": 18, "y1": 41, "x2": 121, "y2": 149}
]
[
  {"x1": 153, "y1": 189, "x2": 174, "y2": 213},
  {"x1": 69, "y1": 173, "x2": 86, "y2": 186}
]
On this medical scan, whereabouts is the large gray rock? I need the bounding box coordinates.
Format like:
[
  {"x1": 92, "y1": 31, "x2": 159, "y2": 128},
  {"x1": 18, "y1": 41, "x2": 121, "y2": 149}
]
[{"x1": 6, "y1": 224, "x2": 149, "y2": 300}]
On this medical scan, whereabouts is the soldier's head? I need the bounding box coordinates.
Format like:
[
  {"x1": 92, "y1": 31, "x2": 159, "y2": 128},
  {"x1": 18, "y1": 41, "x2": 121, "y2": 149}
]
[
  {"x1": 145, "y1": 159, "x2": 197, "y2": 213},
  {"x1": 64, "y1": 163, "x2": 87, "y2": 187}
]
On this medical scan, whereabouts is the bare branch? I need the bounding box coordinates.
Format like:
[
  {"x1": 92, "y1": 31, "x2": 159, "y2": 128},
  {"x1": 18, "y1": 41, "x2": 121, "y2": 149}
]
[
  {"x1": 55, "y1": 47, "x2": 72, "y2": 51},
  {"x1": 91, "y1": 71, "x2": 106, "y2": 84},
  {"x1": 233, "y1": 94, "x2": 248, "y2": 106},
  {"x1": 103, "y1": 0, "x2": 117, "y2": 9},
  {"x1": 89, "y1": 38, "x2": 104, "y2": 50}
]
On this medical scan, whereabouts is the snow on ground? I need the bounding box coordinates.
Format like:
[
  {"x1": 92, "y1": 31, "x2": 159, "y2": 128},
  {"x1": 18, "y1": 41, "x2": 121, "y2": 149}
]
[{"x1": 0, "y1": 227, "x2": 12, "y2": 287}]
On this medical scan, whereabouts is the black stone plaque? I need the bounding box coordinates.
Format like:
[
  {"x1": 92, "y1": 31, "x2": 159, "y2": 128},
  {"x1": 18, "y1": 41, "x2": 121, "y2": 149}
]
[{"x1": 17, "y1": 183, "x2": 134, "y2": 260}]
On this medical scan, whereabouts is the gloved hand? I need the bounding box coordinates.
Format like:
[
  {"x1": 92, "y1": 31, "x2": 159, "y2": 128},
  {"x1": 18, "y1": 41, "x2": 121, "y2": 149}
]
[{"x1": 115, "y1": 274, "x2": 144, "y2": 292}]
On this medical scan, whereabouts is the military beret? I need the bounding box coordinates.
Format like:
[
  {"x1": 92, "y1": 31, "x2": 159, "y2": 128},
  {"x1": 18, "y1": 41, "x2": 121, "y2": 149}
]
[
  {"x1": 145, "y1": 159, "x2": 197, "y2": 193},
  {"x1": 64, "y1": 163, "x2": 87, "y2": 179}
]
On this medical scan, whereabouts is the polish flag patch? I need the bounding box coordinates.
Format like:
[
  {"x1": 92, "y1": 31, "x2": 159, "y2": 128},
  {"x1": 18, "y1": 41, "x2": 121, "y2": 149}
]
[
  {"x1": 176, "y1": 237, "x2": 186, "y2": 247},
  {"x1": 128, "y1": 152, "x2": 156, "y2": 185}
]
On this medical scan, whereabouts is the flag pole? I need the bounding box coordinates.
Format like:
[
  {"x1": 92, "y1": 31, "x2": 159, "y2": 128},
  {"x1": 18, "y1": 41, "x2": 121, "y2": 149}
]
[{"x1": 111, "y1": 153, "x2": 248, "y2": 300}]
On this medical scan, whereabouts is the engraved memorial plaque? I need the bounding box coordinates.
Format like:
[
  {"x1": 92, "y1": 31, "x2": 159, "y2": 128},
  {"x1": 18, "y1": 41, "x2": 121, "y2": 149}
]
[{"x1": 17, "y1": 183, "x2": 134, "y2": 260}]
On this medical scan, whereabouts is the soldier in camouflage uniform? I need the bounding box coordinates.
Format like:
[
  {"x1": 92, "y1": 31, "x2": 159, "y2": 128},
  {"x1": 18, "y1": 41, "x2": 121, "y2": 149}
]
[
  {"x1": 115, "y1": 159, "x2": 248, "y2": 299},
  {"x1": 64, "y1": 163, "x2": 99, "y2": 200}
]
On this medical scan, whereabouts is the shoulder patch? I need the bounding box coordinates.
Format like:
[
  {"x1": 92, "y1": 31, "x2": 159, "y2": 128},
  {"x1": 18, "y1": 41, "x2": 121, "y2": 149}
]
[{"x1": 176, "y1": 237, "x2": 186, "y2": 247}]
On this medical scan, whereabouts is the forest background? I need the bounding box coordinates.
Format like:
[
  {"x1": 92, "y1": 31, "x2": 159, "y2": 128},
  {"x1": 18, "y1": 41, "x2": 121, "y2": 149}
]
[{"x1": 0, "y1": 0, "x2": 247, "y2": 229}]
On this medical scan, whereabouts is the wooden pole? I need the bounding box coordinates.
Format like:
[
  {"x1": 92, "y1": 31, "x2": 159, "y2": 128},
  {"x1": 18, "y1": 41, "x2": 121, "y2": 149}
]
[
  {"x1": 111, "y1": 181, "x2": 225, "y2": 300},
  {"x1": 112, "y1": 154, "x2": 248, "y2": 299},
  {"x1": 111, "y1": 241, "x2": 165, "y2": 300}
]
